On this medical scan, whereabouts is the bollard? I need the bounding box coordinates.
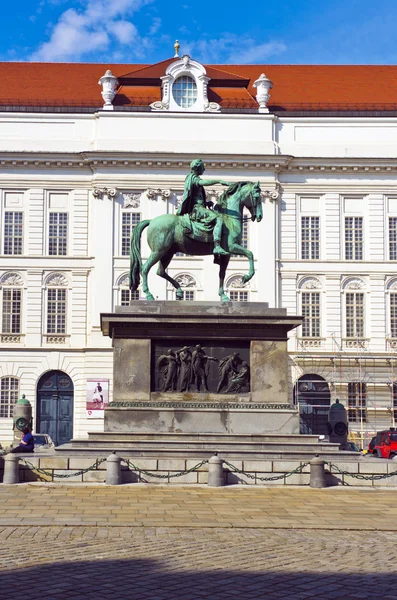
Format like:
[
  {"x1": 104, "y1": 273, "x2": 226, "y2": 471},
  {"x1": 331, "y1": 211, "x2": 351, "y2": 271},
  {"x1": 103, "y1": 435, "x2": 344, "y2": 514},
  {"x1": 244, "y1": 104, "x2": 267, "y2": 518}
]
[
  {"x1": 310, "y1": 454, "x2": 326, "y2": 488},
  {"x1": 3, "y1": 454, "x2": 19, "y2": 484},
  {"x1": 106, "y1": 452, "x2": 122, "y2": 485},
  {"x1": 208, "y1": 454, "x2": 224, "y2": 487}
]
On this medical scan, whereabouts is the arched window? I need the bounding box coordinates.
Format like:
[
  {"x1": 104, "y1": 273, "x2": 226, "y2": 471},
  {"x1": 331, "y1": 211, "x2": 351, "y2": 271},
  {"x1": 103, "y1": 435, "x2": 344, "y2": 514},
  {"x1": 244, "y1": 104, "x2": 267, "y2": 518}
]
[
  {"x1": 173, "y1": 76, "x2": 197, "y2": 108},
  {"x1": 0, "y1": 376, "x2": 19, "y2": 418},
  {"x1": 44, "y1": 273, "x2": 68, "y2": 342},
  {"x1": 117, "y1": 274, "x2": 139, "y2": 305},
  {"x1": 0, "y1": 272, "x2": 23, "y2": 342},
  {"x1": 175, "y1": 273, "x2": 197, "y2": 301},
  {"x1": 226, "y1": 275, "x2": 249, "y2": 302},
  {"x1": 298, "y1": 277, "x2": 322, "y2": 339},
  {"x1": 342, "y1": 278, "x2": 366, "y2": 342}
]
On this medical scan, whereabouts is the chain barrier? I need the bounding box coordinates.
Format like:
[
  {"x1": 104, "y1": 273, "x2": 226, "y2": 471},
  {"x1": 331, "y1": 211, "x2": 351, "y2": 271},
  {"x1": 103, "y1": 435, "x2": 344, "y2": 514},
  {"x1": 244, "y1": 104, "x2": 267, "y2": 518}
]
[
  {"x1": 19, "y1": 457, "x2": 107, "y2": 481},
  {"x1": 121, "y1": 458, "x2": 209, "y2": 479},
  {"x1": 223, "y1": 460, "x2": 310, "y2": 482},
  {"x1": 329, "y1": 463, "x2": 397, "y2": 482}
]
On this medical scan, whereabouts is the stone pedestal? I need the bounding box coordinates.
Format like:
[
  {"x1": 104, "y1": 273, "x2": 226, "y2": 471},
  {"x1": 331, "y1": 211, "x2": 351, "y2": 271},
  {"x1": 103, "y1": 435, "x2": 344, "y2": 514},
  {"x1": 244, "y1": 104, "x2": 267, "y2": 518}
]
[{"x1": 100, "y1": 302, "x2": 302, "y2": 435}]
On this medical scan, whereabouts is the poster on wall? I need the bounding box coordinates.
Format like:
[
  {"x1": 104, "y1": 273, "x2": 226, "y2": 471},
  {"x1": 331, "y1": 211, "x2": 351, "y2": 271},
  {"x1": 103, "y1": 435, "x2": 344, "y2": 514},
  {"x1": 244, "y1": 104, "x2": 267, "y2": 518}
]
[{"x1": 86, "y1": 379, "x2": 109, "y2": 418}]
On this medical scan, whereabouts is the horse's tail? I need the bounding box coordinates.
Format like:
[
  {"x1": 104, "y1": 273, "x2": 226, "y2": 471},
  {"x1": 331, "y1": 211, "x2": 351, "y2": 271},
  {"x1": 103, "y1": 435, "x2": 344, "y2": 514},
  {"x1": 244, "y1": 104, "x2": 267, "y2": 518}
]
[{"x1": 129, "y1": 220, "x2": 150, "y2": 291}]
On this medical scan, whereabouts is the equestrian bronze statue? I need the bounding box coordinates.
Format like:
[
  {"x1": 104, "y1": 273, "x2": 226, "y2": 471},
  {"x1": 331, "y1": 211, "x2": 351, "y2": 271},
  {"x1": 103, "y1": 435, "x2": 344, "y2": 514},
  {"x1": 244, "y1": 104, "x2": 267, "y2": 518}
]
[{"x1": 129, "y1": 159, "x2": 263, "y2": 301}]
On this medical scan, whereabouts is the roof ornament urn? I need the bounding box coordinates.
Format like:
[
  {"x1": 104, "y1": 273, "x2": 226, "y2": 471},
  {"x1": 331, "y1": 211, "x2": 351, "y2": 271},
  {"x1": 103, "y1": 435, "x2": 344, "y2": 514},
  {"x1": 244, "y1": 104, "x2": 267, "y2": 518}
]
[
  {"x1": 98, "y1": 69, "x2": 118, "y2": 111},
  {"x1": 253, "y1": 73, "x2": 273, "y2": 113}
]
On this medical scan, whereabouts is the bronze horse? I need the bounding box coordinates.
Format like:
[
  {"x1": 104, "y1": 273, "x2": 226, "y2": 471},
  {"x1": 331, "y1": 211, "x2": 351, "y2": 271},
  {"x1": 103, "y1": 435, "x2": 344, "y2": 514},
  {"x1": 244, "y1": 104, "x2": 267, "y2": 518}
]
[{"x1": 129, "y1": 181, "x2": 262, "y2": 301}]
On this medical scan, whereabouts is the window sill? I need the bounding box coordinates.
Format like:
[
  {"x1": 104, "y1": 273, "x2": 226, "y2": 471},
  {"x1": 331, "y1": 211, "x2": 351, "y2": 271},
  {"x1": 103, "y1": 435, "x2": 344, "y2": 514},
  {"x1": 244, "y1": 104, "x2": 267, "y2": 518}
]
[
  {"x1": 297, "y1": 338, "x2": 325, "y2": 348},
  {"x1": 342, "y1": 338, "x2": 370, "y2": 349}
]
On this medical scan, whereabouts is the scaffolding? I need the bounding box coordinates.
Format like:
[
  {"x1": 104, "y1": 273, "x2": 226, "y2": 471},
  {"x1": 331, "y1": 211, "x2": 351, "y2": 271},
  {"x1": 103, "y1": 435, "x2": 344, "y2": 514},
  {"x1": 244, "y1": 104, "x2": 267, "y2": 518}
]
[{"x1": 292, "y1": 335, "x2": 397, "y2": 449}]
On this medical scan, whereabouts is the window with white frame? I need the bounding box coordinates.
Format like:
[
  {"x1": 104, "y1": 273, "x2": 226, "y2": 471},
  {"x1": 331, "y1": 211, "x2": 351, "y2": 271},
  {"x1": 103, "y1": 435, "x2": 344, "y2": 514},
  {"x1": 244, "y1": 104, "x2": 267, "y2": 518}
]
[
  {"x1": 345, "y1": 216, "x2": 363, "y2": 260},
  {"x1": 391, "y1": 293, "x2": 397, "y2": 338},
  {"x1": 348, "y1": 382, "x2": 367, "y2": 423},
  {"x1": 393, "y1": 383, "x2": 397, "y2": 423},
  {"x1": 346, "y1": 292, "x2": 364, "y2": 338},
  {"x1": 45, "y1": 274, "x2": 67, "y2": 336},
  {"x1": 120, "y1": 288, "x2": 139, "y2": 305},
  {"x1": 301, "y1": 292, "x2": 320, "y2": 338},
  {"x1": 173, "y1": 76, "x2": 198, "y2": 108},
  {"x1": 49, "y1": 212, "x2": 68, "y2": 256},
  {"x1": 174, "y1": 274, "x2": 197, "y2": 301},
  {"x1": 4, "y1": 212, "x2": 23, "y2": 255},
  {"x1": 2, "y1": 288, "x2": 21, "y2": 334},
  {"x1": 389, "y1": 217, "x2": 397, "y2": 260},
  {"x1": 121, "y1": 212, "x2": 141, "y2": 256},
  {"x1": 301, "y1": 216, "x2": 319, "y2": 260},
  {"x1": 230, "y1": 290, "x2": 249, "y2": 302},
  {"x1": 0, "y1": 376, "x2": 19, "y2": 418}
]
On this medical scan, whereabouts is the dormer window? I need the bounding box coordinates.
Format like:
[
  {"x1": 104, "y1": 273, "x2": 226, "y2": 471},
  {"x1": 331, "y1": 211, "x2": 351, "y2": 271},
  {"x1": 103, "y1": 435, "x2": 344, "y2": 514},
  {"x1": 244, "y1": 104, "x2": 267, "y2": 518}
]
[
  {"x1": 173, "y1": 76, "x2": 198, "y2": 108},
  {"x1": 150, "y1": 54, "x2": 221, "y2": 113}
]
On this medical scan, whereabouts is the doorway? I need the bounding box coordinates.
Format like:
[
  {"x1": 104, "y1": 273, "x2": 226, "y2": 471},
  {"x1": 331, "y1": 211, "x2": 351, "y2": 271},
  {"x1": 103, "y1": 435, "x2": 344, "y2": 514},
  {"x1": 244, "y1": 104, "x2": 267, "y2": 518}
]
[
  {"x1": 293, "y1": 374, "x2": 331, "y2": 435},
  {"x1": 36, "y1": 371, "x2": 74, "y2": 446}
]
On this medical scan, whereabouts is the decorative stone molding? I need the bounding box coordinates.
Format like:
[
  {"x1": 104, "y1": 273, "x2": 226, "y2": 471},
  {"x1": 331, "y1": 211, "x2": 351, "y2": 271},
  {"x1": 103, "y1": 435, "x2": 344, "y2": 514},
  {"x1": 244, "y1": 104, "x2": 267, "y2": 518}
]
[
  {"x1": 0, "y1": 272, "x2": 23, "y2": 286},
  {"x1": 151, "y1": 54, "x2": 221, "y2": 113},
  {"x1": 45, "y1": 273, "x2": 68, "y2": 287},
  {"x1": 387, "y1": 278, "x2": 397, "y2": 291},
  {"x1": 175, "y1": 274, "x2": 196, "y2": 288},
  {"x1": 299, "y1": 277, "x2": 322, "y2": 290},
  {"x1": 343, "y1": 277, "x2": 366, "y2": 290},
  {"x1": 117, "y1": 273, "x2": 129, "y2": 288},
  {"x1": 343, "y1": 338, "x2": 369, "y2": 349},
  {"x1": 261, "y1": 184, "x2": 280, "y2": 202},
  {"x1": 44, "y1": 335, "x2": 67, "y2": 345},
  {"x1": 123, "y1": 193, "x2": 141, "y2": 209},
  {"x1": 388, "y1": 340, "x2": 397, "y2": 349},
  {"x1": 298, "y1": 338, "x2": 322, "y2": 348},
  {"x1": 1, "y1": 334, "x2": 23, "y2": 344},
  {"x1": 226, "y1": 275, "x2": 250, "y2": 289},
  {"x1": 253, "y1": 73, "x2": 273, "y2": 113},
  {"x1": 93, "y1": 187, "x2": 117, "y2": 199},
  {"x1": 146, "y1": 188, "x2": 171, "y2": 201},
  {"x1": 98, "y1": 70, "x2": 118, "y2": 111}
]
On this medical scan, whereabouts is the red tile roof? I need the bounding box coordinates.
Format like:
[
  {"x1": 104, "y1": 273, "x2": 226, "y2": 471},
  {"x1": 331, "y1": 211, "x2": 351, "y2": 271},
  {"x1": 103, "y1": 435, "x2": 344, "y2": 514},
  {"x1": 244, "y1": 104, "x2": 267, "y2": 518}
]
[{"x1": 1, "y1": 61, "x2": 397, "y2": 111}]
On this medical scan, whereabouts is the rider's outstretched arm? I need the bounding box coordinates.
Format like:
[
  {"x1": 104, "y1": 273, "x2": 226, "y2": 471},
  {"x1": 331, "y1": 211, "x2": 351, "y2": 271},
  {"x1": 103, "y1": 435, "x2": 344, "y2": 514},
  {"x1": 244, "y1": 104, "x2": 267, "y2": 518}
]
[{"x1": 199, "y1": 178, "x2": 230, "y2": 186}]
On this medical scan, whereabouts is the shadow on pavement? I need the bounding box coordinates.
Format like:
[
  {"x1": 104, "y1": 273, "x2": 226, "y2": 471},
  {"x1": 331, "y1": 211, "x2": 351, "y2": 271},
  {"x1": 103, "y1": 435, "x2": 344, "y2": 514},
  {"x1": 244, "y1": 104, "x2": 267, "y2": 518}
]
[{"x1": 1, "y1": 556, "x2": 396, "y2": 600}]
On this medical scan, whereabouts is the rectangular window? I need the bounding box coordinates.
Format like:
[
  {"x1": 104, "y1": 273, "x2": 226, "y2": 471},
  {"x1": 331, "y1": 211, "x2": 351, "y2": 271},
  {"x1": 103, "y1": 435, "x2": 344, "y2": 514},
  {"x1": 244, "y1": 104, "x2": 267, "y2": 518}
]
[
  {"x1": 301, "y1": 292, "x2": 320, "y2": 338},
  {"x1": 177, "y1": 290, "x2": 195, "y2": 301},
  {"x1": 120, "y1": 289, "x2": 139, "y2": 305},
  {"x1": 241, "y1": 220, "x2": 248, "y2": 250},
  {"x1": 0, "y1": 377, "x2": 19, "y2": 418},
  {"x1": 121, "y1": 212, "x2": 141, "y2": 256},
  {"x1": 345, "y1": 216, "x2": 363, "y2": 260},
  {"x1": 391, "y1": 294, "x2": 397, "y2": 338},
  {"x1": 301, "y1": 216, "x2": 319, "y2": 260},
  {"x1": 393, "y1": 383, "x2": 397, "y2": 423},
  {"x1": 390, "y1": 217, "x2": 397, "y2": 260},
  {"x1": 4, "y1": 211, "x2": 23, "y2": 255},
  {"x1": 47, "y1": 289, "x2": 66, "y2": 334},
  {"x1": 229, "y1": 291, "x2": 249, "y2": 302},
  {"x1": 2, "y1": 289, "x2": 21, "y2": 334},
  {"x1": 49, "y1": 212, "x2": 68, "y2": 256},
  {"x1": 346, "y1": 293, "x2": 364, "y2": 338},
  {"x1": 348, "y1": 382, "x2": 367, "y2": 423}
]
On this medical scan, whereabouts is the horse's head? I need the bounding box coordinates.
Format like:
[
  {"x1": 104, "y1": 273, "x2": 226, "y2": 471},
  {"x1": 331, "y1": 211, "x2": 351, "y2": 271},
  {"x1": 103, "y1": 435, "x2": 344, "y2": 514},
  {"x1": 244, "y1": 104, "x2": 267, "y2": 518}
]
[{"x1": 244, "y1": 182, "x2": 262, "y2": 223}]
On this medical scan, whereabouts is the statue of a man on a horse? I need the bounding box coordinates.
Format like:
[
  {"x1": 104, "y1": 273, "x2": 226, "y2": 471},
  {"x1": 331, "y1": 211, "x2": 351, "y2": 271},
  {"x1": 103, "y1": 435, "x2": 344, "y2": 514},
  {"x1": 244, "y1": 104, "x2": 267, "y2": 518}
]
[{"x1": 129, "y1": 159, "x2": 263, "y2": 302}]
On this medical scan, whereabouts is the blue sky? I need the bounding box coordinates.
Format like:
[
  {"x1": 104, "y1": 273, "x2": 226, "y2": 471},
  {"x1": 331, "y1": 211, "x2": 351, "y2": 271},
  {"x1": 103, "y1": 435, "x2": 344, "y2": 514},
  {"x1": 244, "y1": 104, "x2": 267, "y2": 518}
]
[{"x1": 2, "y1": 0, "x2": 397, "y2": 65}]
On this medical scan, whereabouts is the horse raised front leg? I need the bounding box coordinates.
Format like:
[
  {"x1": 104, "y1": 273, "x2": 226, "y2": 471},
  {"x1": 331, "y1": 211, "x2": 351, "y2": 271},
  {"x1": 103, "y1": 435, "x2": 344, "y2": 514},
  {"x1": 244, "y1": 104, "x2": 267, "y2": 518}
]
[
  {"x1": 218, "y1": 257, "x2": 230, "y2": 302},
  {"x1": 228, "y1": 243, "x2": 254, "y2": 285}
]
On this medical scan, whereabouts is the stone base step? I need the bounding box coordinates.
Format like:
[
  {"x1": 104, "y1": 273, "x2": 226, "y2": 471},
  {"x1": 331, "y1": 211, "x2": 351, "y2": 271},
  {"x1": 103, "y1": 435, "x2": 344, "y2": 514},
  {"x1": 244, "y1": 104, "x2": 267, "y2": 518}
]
[{"x1": 86, "y1": 432, "x2": 323, "y2": 444}]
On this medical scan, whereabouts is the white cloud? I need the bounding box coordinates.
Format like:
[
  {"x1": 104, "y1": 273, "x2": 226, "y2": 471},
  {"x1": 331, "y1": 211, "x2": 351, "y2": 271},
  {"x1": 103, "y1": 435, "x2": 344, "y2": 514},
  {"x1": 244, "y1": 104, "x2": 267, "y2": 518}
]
[
  {"x1": 184, "y1": 34, "x2": 287, "y2": 65},
  {"x1": 149, "y1": 17, "x2": 161, "y2": 35},
  {"x1": 30, "y1": 0, "x2": 151, "y2": 61},
  {"x1": 228, "y1": 41, "x2": 287, "y2": 64}
]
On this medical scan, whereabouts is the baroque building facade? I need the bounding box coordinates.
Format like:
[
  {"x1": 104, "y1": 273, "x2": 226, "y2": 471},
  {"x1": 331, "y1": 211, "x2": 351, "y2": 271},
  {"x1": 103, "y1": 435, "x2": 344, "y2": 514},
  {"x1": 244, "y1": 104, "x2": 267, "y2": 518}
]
[{"x1": 0, "y1": 53, "x2": 397, "y2": 445}]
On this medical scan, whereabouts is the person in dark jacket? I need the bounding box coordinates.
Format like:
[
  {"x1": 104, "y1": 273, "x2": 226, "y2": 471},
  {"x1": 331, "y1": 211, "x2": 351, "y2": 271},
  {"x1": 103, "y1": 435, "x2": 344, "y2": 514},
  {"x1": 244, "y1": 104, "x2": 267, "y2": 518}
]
[{"x1": 10, "y1": 426, "x2": 34, "y2": 453}]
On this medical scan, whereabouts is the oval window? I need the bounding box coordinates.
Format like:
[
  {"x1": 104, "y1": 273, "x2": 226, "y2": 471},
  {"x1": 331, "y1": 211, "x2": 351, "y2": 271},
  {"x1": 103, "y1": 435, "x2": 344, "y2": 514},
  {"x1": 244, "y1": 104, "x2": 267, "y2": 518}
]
[{"x1": 173, "y1": 76, "x2": 197, "y2": 108}]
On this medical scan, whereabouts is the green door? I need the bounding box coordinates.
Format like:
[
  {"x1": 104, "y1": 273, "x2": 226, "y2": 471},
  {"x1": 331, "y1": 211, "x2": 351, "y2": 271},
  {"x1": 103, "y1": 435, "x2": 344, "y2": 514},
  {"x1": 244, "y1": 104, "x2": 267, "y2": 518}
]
[{"x1": 36, "y1": 371, "x2": 74, "y2": 446}]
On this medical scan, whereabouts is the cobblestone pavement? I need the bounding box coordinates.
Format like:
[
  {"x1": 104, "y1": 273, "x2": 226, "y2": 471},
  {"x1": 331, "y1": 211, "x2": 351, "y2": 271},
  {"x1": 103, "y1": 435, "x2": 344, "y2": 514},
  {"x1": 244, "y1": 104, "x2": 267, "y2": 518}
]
[
  {"x1": 2, "y1": 485, "x2": 397, "y2": 599},
  {"x1": 1, "y1": 525, "x2": 397, "y2": 600}
]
